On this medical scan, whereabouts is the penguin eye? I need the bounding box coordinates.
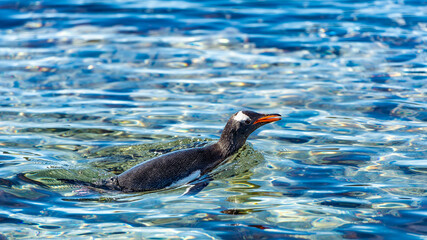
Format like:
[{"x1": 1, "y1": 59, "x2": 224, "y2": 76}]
[{"x1": 244, "y1": 119, "x2": 251, "y2": 125}]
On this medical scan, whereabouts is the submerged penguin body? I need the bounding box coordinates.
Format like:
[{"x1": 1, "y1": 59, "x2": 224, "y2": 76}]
[
  {"x1": 98, "y1": 111, "x2": 281, "y2": 193},
  {"x1": 108, "y1": 145, "x2": 222, "y2": 192}
]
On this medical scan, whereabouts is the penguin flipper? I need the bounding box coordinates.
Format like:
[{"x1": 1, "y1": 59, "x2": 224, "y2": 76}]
[{"x1": 181, "y1": 177, "x2": 212, "y2": 197}]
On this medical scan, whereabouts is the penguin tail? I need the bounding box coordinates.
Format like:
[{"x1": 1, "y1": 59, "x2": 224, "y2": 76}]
[
  {"x1": 58, "y1": 178, "x2": 99, "y2": 188},
  {"x1": 59, "y1": 177, "x2": 122, "y2": 191}
]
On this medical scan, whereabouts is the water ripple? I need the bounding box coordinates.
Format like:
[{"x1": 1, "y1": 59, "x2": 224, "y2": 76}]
[{"x1": 0, "y1": 0, "x2": 426, "y2": 239}]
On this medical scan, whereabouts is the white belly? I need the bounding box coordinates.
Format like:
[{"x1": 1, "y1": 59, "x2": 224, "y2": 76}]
[{"x1": 168, "y1": 170, "x2": 201, "y2": 188}]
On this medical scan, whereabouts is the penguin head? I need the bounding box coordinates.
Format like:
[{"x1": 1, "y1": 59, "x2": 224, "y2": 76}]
[
  {"x1": 219, "y1": 110, "x2": 281, "y2": 154},
  {"x1": 230, "y1": 110, "x2": 282, "y2": 137}
]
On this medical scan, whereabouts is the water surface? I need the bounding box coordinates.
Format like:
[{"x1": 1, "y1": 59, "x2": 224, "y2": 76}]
[{"x1": 0, "y1": 0, "x2": 426, "y2": 239}]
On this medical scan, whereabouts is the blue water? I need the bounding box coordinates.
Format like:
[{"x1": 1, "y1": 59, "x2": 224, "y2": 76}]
[{"x1": 1, "y1": 0, "x2": 426, "y2": 239}]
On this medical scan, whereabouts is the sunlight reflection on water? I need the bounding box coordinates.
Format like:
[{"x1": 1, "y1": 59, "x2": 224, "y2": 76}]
[{"x1": 0, "y1": 0, "x2": 426, "y2": 239}]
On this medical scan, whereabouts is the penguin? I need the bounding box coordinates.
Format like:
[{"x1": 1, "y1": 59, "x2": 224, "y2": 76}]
[
  {"x1": 97, "y1": 110, "x2": 281, "y2": 193},
  {"x1": 62, "y1": 111, "x2": 281, "y2": 194}
]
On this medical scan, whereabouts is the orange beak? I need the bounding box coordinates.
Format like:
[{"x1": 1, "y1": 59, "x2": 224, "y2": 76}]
[{"x1": 253, "y1": 114, "x2": 282, "y2": 124}]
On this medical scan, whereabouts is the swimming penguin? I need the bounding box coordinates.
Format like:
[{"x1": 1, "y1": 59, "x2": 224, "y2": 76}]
[{"x1": 71, "y1": 111, "x2": 281, "y2": 194}]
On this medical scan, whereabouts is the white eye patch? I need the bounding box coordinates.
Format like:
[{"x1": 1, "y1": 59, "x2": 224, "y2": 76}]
[{"x1": 233, "y1": 111, "x2": 250, "y2": 122}]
